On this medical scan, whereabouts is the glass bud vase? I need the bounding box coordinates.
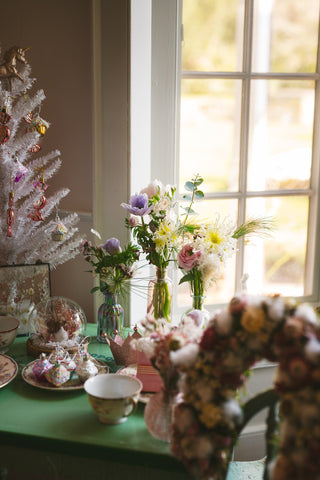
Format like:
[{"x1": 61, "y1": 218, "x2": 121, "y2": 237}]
[
  {"x1": 147, "y1": 267, "x2": 173, "y2": 322},
  {"x1": 144, "y1": 388, "x2": 177, "y2": 442},
  {"x1": 97, "y1": 293, "x2": 124, "y2": 343},
  {"x1": 182, "y1": 295, "x2": 210, "y2": 328}
]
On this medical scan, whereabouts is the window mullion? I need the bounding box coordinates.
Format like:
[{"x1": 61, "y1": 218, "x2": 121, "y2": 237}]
[
  {"x1": 182, "y1": 72, "x2": 320, "y2": 81},
  {"x1": 236, "y1": 0, "x2": 254, "y2": 291},
  {"x1": 305, "y1": 10, "x2": 320, "y2": 299}
]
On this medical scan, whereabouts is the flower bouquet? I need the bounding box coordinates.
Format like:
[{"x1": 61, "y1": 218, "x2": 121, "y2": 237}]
[
  {"x1": 80, "y1": 234, "x2": 140, "y2": 341},
  {"x1": 121, "y1": 179, "x2": 193, "y2": 322},
  {"x1": 177, "y1": 176, "x2": 273, "y2": 315}
]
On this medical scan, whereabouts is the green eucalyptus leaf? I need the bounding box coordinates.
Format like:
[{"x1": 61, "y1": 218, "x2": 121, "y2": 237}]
[
  {"x1": 194, "y1": 178, "x2": 203, "y2": 186},
  {"x1": 180, "y1": 206, "x2": 191, "y2": 213},
  {"x1": 195, "y1": 190, "x2": 204, "y2": 199},
  {"x1": 184, "y1": 181, "x2": 195, "y2": 192},
  {"x1": 183, "y1": 194, "x2": 192, "y2": 201}
]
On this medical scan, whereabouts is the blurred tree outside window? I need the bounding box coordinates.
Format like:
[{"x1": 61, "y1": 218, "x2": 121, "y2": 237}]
[{"x1": 177, "y1": 0, "x2": 320, "y2": 311}]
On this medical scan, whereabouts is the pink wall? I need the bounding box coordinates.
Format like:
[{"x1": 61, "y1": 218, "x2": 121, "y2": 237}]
[{"x1": 1, "y1": 0, "x2": 95, "y2": 321}]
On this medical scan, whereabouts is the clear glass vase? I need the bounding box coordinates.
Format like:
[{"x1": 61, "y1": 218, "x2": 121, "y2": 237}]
[
  {"x1": 97, "y1": 293, "x2": 124, "y2": 343},
  {"x1": 182, "y1": 295, "x2": 210, "y2": 327},
  {"x1": 147, "y1": 267, "x2": 173, "y2": 322},
  {"x1": 144, "y1": 388, "x2": 177, "y2": 442}
]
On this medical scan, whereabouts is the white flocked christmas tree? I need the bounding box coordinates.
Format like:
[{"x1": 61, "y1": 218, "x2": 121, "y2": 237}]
[{"x1": 0, "y1": 45, "x2": 83, "y2": 267}]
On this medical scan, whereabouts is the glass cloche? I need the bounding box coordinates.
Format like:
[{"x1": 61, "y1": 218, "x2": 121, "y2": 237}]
[{"x1": 27, "y1": 296, "x2": 87, "y2": 356}]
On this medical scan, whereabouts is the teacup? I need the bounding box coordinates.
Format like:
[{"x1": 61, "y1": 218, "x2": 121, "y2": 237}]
[
  {"x1": 84, "y1": 373, "x2": 142, "y2": 424},
  {"x1": 0, "y1": 316, "x2": 19, "y2": 353}
]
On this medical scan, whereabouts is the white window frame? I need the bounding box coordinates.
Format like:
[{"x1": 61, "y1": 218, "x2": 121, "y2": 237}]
[
  {"x1": 178, "y1": 0, "x2": 320, "y2": 308},
  {"x1": 130, "y1": 0, "x2": 320, "y2": 323}
]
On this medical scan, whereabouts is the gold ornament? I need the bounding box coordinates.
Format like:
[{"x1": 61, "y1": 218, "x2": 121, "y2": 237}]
[{"x1": 0, "y1": 46, "x2": 30, "y2": 91}]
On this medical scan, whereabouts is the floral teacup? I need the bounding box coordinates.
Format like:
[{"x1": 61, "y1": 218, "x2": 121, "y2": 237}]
[{"x1": 84, "y1": 373, "x2": 142, "y2": 424}]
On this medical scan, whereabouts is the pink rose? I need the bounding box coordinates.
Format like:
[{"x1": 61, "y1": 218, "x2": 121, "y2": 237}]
[
  {"x1": 140, "y1": 180, "x2": 162, "y2": 199},
  {"x1": 177, "y1": 244, "x2": 201, "y2": 272}
]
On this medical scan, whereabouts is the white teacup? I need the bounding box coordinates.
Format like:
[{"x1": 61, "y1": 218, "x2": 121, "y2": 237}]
[
  {"x1": 84, "y1": 374, "x2": 142, "y2": 424},
  {"x1": 0, "y1": 316, "x2": 19, "y2": 353}
]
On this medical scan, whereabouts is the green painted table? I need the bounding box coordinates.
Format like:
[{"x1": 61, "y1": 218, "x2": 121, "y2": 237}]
[
  {"x1": 0, "y1": 324, "x2": 264, "y2": 480},
  {"x1": 0, "y1": 324, "x2": 192, "y2": 480}
]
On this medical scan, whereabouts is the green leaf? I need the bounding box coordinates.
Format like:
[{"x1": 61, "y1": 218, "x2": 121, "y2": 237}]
[
  {"x1": 180, "y1": 206, "x2": 191, "y2": 214},
  {"x1": 90, "y1": 286, "x2": 100, "y2": 294},
  {"x1": 179, "y1": 272, "x2": 194, "y2": 285},
  {"x1": 193, "y1": 178, "x2": 203, "y2": 186},
  {"x1": 180, "y1": 224, "x2": 196, "y2": 234},
  {"x1": 194, "y1": 190, "x2": 204, "y2": 199},
  {"x1": 182, "y1": 194, "x2": 192, "y2": 201},
  {"x1": 185, "y1": 225, "x2": 197, "y2": 233},
  {"x1": 184, "y1": 181, "x2": 195, "y2": 192}
]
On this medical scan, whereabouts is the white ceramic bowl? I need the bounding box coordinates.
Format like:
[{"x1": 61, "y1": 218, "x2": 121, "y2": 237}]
[
  {"x1": 0, "y1": 316, "x2": 19, "y2": 353},
  {"x1": 84, "y1": 373, "x2": 142, "y2": 424}
]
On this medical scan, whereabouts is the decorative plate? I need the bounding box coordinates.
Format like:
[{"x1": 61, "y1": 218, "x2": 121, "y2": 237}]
[
  {"x1": 116, "y1": 364, "x2": 153, "y2": 403},
  {"x1": 22, "y1": 358, "x2": 109, "y2": 392},
  {"x1": 116, "y1": 364, "x2": 137, "y2": 377},
  {"x1": 0, "y1": 354, "x2": 18, "y2": 388}
]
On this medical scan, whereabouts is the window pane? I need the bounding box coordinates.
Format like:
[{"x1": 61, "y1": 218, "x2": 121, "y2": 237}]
[
  {"x1": 182, "y1": 0, "x2": 244, "y2": 71},
  {"x1": 252, "y1": 0, "x2": 320, "y2": 73},
  {"x1": 179, "y1": 198, "x2": 238, "y2": 222},
  {"x1": 244, "y1": 196, "x2": 309, "y2": 297},
  {"x1": 247, "y1": 80, "x2": 314, "y2": 191},
  {"x1": 180, "y1": 79, "x2": 241, "y2": 193},
  {"x1": 177, "y1": 198, "x2": 238, "y2": 308}
]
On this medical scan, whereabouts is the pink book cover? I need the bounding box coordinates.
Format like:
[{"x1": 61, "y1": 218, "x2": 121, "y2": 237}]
[{"x1": 137, "y1": 351, "x2": 163, "y2": 392}]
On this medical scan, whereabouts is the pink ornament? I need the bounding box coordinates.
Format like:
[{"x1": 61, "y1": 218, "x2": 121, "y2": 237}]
[
  {"x1": 32, "y1": 353, "x2": 53, "y2": 381},
  {"x1": 27, "y1": 194, "x2": 47, "y2": 222},
  {"x1": 13, "y1": 158, "x2": 28, "y2": 182}
]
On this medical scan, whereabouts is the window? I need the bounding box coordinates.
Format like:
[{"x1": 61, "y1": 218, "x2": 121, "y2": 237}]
[
  {"x1": 131, "y1": 0, "x2": 320, "y2": 322},
  {"x1": 177, "y1": 0, "x2": 320, "y2": 314}
]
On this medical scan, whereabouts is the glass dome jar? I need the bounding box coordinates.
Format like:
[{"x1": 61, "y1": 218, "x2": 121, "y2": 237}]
[{"x1": 27, "y1": 296, "x2": 87, "y2": 357}]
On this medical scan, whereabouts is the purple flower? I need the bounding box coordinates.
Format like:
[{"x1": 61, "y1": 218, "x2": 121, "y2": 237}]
[
  {"x1": 121, "y1": 193, "x2": 151, "y2": 216},
  {"x1": 102, "y1": 237, "x2": 121, "y2": 255}
]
